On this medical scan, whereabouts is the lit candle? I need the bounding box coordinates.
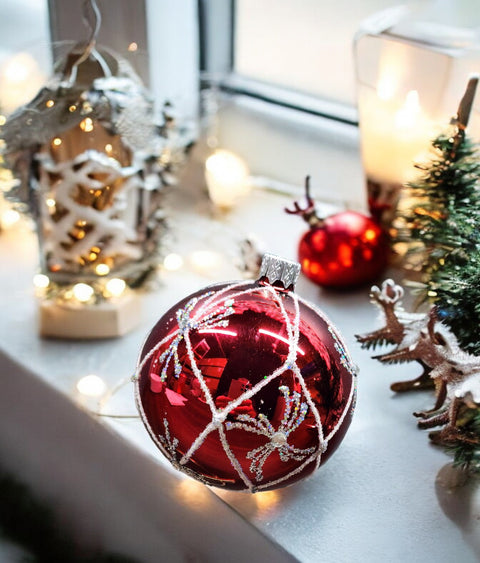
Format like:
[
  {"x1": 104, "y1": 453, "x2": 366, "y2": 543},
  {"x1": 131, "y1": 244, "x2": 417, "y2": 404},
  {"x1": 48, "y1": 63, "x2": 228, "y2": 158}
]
[
  {"x1": 205, "y1": 149, "x2": 250, "y2": 209},
  {"x1": 359, "y1": 88, "x2": 433, "y2": 186}
]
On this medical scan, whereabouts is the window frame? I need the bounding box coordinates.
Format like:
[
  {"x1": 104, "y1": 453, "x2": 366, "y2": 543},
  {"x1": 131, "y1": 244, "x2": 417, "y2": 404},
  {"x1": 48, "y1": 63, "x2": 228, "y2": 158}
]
[{"x1": 198, "y1": 0, "x2": 358, "y2": 126}]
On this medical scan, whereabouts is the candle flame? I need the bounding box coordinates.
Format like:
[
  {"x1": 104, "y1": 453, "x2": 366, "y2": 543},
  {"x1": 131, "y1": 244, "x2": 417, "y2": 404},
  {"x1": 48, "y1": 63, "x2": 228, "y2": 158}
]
[{"x1": 394, "y1": 90, "x2": 421, "y2": 130}]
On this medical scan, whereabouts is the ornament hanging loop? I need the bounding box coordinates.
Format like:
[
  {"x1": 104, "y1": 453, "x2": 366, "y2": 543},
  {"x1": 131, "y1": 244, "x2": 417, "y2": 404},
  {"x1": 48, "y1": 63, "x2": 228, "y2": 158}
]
[
  {"x1": 61, "y1": 0, "x2": 111, "y2": 86},
  {"x1": 258, "y1": 253, "x2": 300, "y2": 292}
]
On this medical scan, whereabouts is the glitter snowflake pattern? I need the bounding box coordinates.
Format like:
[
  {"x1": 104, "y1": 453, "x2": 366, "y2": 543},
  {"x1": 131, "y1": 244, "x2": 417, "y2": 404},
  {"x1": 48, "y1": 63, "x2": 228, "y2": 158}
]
[
  {"x1": 225, "y1": 385, "x2": 315, "y2": 482},
  {"x1": 158, "y1": 418, "x2": 179, "y2": 459},
  {"x1": 328, "y1": 325, "x2": 357, "y2": 377},
  {"x1": 158, "y1": 293, "x2": 234, "y2": 381}
]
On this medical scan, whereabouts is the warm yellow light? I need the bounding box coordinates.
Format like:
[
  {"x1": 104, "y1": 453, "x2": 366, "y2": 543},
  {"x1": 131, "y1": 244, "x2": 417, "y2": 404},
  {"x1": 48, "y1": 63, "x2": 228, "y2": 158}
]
[
  {"x1": 80, "y1": 117, "x2": 94, "y2": 132},
  {"x1": 52, "y1": 138, "x2": 62, "y2": 147},
  {"x1": 33, "y1": 273, "x2": 50, "y2": 289},
  {"x1": 105, "y1": 278, "x2": 126, "y2": 297},
  {"x1": 205, "y1": 149, "x2": 250, "y2": 208},
  {"x1": 254, "y1": 490, "x2": 280, "y2": 512},
  {"x1": 376, "y1": 73, "x2": 398, "y2": 101},
  {"x1": 394, "y1": 90, "x2": 421, "y2": 130},
  {"x1": 190, "y1": 250, "x2": 222, "y2": 274},
  {"x1": 105, "y1": 143, "x2": 113, "y2": 153},
  {"x1": 46, "y1": 198, "x2": 56, "y2": 208},
  {"x1": 72, "y1": 282, "x2": 94, "y2": 302},
  {"x1": 95, "y1": 263, "x2": 110, "y2": 276},
  {"x1": 76, "y1": 374, "x2": 107, "y2": 397},
  {"x1": 69, "y1": 105, "x2": 77, "y2": 112},
  {"x1": 46, "y1": 99, "x2": 55, "y2": 108},
  {"x1": 175, "y1": 479, "x2": 210, "y2": 510},
  {"x1": 1, "y1": 208, "x2": 20, "y2": 227},
  {"x1": 363, "y1": 228, "x2": 377, "y2": 242},
  {"x1": 0, "y1": 52, "x2": 46, "y2": 114},
  {"x1": 128, "y1": 42, "x2": 138, "y2": 52},
  {"x1": 3, "y1": 53, "x2": 33, "y2": 82},
  {"x1": 163, "y1": 253, "x2": 184, "y2": 271},
  {"x1": 0, "y1": 115, "x2": 5, "y2": 126}
]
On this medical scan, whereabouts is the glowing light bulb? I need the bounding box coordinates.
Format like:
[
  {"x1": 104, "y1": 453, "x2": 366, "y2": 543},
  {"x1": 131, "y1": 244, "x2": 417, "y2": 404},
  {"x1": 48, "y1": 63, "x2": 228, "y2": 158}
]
[
  {"x1": 205, "y1": 149, "x2": 250, "y2": 209},
  {"x1": 80, "y1": 117, "x2": 94, "y2": 132},
  {"x1": 0, "y1": 52, "x2": 46, "y2": 114},
  {"x1": 1, "y1": 208, "x2": 20, "y2": 227},
  {"x1": 163, "y1": 253, "x2": 184, "y2": 271},
  {"x1": 105, "y1": 278, "x2": 126, "y2": 297},
  {"x1": 52, "y1": 138, "x2": 62, "y2": 147},
  {"x1": 190, "y1": 250, "x2": 222, "y2": 274},
  {"x1": 72, "y1": 283, "x2": 94, "y2": 302},
  {"x1": 95, "y1": 263, "x2": 110, "y2": 276},
  {"x1": 33, "y1": 273, "x2": 50, "y2": 289},
  {"x1": 76, "y1": 374, "x2": 107, "y2": 397}
]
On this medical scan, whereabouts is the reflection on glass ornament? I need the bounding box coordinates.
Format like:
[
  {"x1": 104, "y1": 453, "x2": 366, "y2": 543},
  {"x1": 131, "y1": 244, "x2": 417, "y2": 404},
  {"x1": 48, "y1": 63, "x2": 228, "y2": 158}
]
[
  {"x1": 0, "y1": 32, "x2": 189, "y2": 336},
  {"x1": 134, "y1": 254, "x2": 357, "y2": 492}
]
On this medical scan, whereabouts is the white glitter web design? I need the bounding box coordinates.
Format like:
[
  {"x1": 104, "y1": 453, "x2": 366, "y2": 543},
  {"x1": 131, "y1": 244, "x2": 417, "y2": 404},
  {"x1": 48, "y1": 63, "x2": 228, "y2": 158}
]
[
  {"x1": 157, "y1": 292, "x2": 234, "y2": 381},
  {"x1": 225, "y1": 385, "x2": 315, "y2": 482},
  {"x1": 134, "y1": 281, "x2": 356, "y2": 492}
]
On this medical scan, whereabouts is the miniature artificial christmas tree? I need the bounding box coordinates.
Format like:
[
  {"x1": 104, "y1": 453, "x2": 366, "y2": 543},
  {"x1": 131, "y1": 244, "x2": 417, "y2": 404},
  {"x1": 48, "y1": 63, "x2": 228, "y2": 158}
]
[{"x1": 395, "y1": 76, "x2": 480, "y2": 354}]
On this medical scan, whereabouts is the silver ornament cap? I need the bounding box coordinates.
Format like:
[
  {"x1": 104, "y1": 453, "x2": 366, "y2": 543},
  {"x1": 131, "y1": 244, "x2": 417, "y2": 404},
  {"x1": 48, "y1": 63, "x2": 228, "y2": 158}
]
[{"x1": 258, "y1": 253, "x2": 301, "y2": 290}]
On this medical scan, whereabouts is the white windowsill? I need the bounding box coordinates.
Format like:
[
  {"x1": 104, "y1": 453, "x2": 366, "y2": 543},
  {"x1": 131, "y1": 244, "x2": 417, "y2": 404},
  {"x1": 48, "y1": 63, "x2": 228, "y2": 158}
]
[{"x1": 0, "y1": 118, "x2": 478, "y2": 562}]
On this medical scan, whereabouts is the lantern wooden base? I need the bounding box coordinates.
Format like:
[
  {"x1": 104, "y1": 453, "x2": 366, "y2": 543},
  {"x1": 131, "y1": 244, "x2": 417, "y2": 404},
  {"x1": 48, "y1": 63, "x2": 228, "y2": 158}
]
[{"x1": 39, "y1": 292, "x2": 142, "y2": 339}]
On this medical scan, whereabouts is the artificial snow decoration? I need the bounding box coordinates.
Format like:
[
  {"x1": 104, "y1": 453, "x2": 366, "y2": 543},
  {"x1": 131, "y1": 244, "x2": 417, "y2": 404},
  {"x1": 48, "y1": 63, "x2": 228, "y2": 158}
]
[{"x1": 358, "y1": 279, "x2": 480, "y2": 472}]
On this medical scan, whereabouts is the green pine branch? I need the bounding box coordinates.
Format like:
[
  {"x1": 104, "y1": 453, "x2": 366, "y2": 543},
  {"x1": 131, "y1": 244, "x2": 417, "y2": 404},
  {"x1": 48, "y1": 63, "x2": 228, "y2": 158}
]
[
  {"x1": 394, "y1": 121, "x2": 480, "y2": 354},
  {"x1": 445, "y1": 407, "x2": 480, "y2": 473}
]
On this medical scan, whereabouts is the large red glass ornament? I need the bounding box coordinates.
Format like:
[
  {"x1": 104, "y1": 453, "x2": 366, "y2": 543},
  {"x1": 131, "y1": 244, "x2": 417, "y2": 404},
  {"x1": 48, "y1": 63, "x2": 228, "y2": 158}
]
[
  {"x1": 286, "y1": 177, "x2": 389, "y2": 289},
  {"x1": 135, "y1": 254, "x2": 357, "y2": 492}
]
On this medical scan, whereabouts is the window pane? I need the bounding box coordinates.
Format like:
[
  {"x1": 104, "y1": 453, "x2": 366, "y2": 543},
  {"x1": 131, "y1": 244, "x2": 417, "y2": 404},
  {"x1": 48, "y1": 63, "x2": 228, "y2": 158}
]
[
  {"x1": 0, "y1": 0, "x2": 51, "y2": 114},
  {"x1": 234, "y1": 0, "x2": 402, "y2": 107}
]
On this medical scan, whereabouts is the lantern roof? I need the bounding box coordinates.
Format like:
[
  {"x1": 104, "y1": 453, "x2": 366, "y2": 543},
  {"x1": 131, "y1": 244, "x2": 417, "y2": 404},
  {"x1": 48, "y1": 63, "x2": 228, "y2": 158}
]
[{"x1": 1, "y1": 44, "x2": 156, "y2": 155}]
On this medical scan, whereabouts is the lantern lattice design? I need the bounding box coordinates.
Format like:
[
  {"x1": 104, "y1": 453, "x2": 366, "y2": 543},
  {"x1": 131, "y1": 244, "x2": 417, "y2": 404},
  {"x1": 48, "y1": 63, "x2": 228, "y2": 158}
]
[{"x1": 1, "y1": 45, "x2": 184, "y2": 287}]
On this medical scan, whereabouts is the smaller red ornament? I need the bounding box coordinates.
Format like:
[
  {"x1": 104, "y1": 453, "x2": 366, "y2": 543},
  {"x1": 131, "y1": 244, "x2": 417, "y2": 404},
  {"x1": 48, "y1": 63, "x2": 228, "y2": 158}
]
[{"x1": 286, "y1": 177, "x2": 389, "y2": 289}]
